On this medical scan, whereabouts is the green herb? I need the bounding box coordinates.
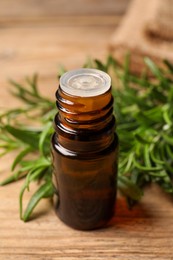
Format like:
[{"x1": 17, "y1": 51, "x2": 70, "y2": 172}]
[
  {"x1": 0, "y1": 75, "x2": 56, "y2": 220},
  {"x1": 0, "y1": 56, "x2": 173, "y2": 221}
]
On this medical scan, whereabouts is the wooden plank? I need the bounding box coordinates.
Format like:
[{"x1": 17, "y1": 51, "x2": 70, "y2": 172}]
[
  {"x1": 0, "y1": 0, "x2": 130, "y2": 18},
  {"x1": 0, "y1": 15, "x2": 120, "y2": 28}
]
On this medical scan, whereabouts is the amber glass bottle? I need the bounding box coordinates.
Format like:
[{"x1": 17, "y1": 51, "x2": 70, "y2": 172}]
[{"x1": 52, "y1": 68, "x2": 118, "y2": 230}]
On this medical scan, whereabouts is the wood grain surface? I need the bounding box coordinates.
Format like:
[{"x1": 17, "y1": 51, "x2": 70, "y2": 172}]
[
  {"x1": 1, "y1": 1, "x2": 173, "y2": 259},
  {"x1": 0, "y1": 0, "x2": 130, "y2": 17}
]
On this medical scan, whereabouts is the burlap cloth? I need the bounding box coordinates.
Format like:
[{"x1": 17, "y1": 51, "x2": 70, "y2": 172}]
[{"x1": 110, "y1": 0, "x2": 173, "y2": 72}]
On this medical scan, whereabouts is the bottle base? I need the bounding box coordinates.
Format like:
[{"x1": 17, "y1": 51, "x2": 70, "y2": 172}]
[{"x1": 53, "y1": 194, "x2": 116, "y2": 231}]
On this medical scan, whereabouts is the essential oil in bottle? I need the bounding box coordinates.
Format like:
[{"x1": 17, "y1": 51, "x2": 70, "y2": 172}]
[{"x1": 52, "y1": 68, "x2": 118, "y2": 230}]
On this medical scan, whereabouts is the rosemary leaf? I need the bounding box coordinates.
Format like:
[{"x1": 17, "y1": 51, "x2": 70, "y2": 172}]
[
  {"x1": 4, "y1": 125, "x2": 40, "y2": 149},
  {"x1": 22, "y1": 181, "x2": 54, "y2": 222}
]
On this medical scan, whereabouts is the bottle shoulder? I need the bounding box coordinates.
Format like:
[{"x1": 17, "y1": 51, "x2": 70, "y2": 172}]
[{"x1": 52, "y1": 132, "x2": 118, "y2": 159}]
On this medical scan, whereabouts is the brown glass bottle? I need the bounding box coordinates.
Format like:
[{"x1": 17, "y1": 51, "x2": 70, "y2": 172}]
[{"x1": 52, "y1": 69, "x2": 118, "y2": 230}]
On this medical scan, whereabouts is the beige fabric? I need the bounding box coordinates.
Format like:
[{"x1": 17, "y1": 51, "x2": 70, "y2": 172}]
[
  {"x1": 110, "y1": 0, "x2": 173, "y2": 72},
  {"x1": 146, "y1": 0, "x2": 173, "y2": 41}
]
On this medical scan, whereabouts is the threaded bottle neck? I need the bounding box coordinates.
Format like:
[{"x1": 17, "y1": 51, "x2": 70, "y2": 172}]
[
  {"x1": 55, "y1": 86, "x2": 114, "y2": 130},
  {"x1": 53, "y1": 69, "x2": 116, "y2": 154}
]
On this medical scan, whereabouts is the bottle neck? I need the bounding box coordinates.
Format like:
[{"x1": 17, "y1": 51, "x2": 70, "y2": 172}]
[
  {"x1": 56, "y1": 86, "x2": 114, "y2": 129},
  {"x1": 54, "y1": 86, "x2": 116, "y2": 152}
]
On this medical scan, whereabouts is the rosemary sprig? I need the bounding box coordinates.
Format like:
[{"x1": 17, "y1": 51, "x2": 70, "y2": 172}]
[
  {"x1": 0, "y1": 76, "x2": 56, "y2": 220},
  {"x1": 0, "y1": 56, "x2": 173, "y2": 221}
]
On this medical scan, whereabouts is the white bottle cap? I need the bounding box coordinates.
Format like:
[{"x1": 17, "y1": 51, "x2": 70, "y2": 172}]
[{"x1": 60, "y1": 68, "x2": 111, "y2": 97}]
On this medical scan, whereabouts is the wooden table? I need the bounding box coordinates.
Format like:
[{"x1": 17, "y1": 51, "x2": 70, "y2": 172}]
[{"x1": 1, "y1": 1, "x2": 173, "y2": 259}]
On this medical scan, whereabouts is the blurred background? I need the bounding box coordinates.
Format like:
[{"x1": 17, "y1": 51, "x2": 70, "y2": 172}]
[
  {"x1": 0, "y1": 0, "x2": 130, "y2": 107},
  {"x1": 1, "y1": 0, "x2": 172, "y2": 105}
]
